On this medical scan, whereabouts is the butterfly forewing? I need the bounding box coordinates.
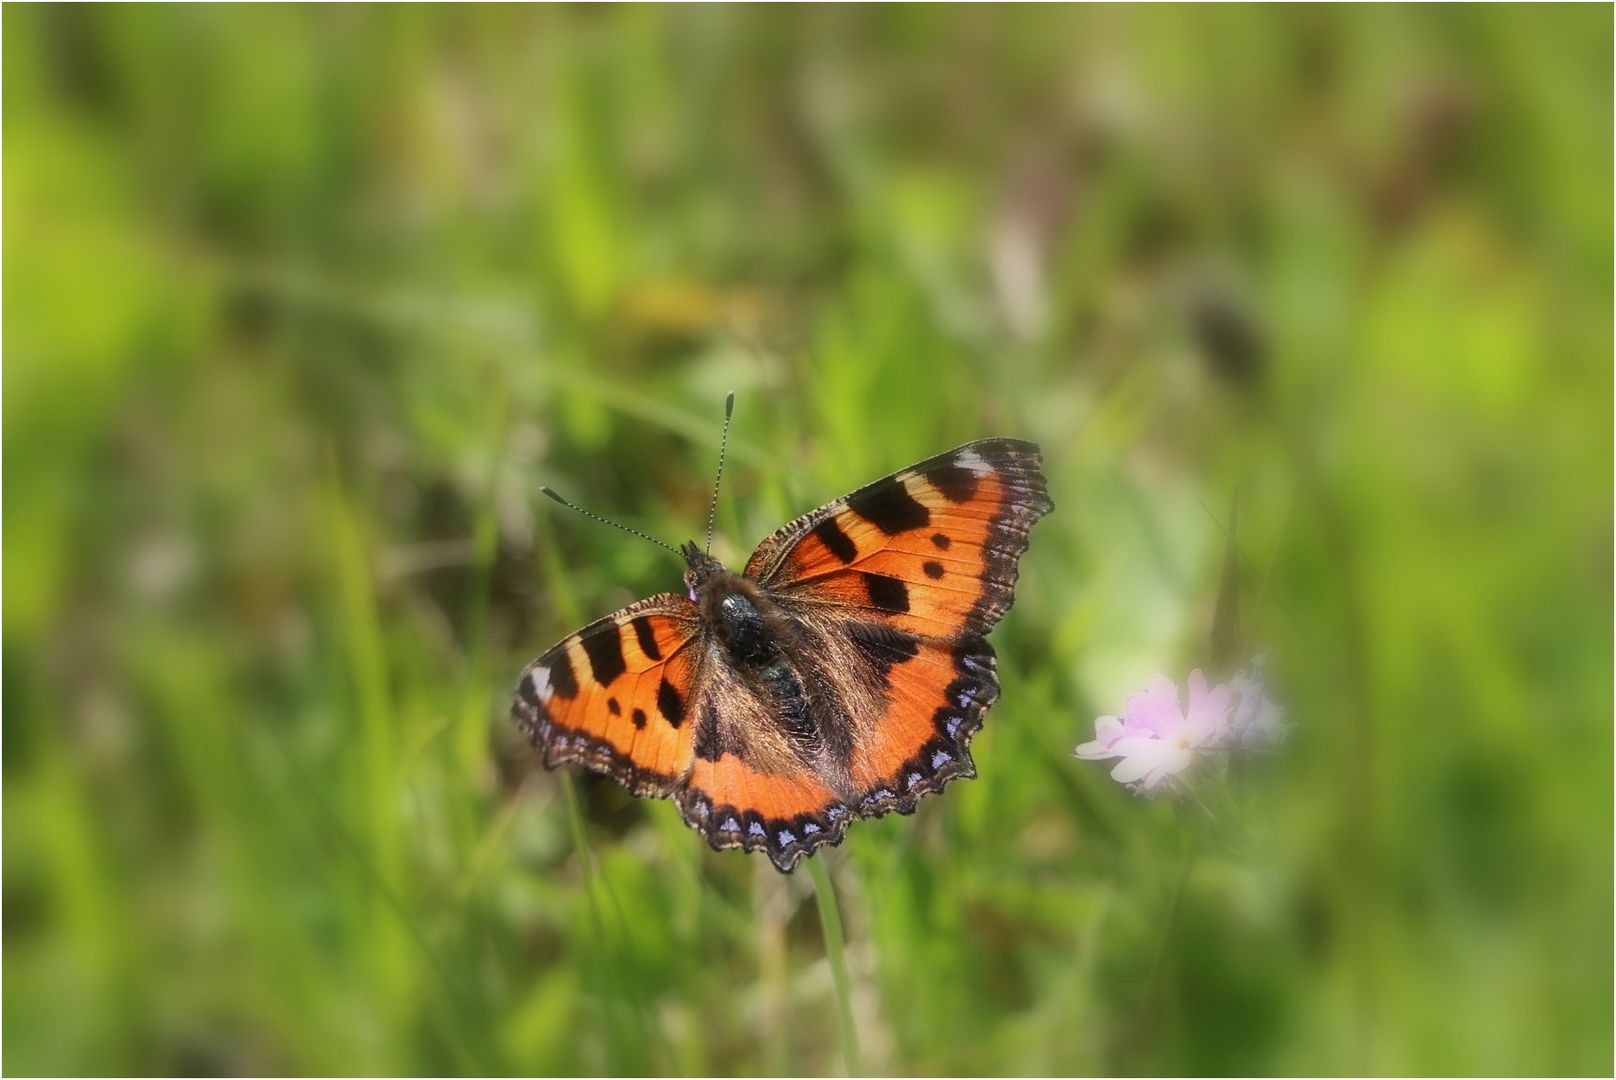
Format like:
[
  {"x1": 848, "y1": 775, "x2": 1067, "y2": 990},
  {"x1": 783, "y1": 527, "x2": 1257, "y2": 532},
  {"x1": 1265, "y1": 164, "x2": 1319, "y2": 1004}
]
[
  {"x1": 745, "y1": 438, "x2": 1053, "y2": 640},
  {"x1": 512, "y1": 593, "x2": 702, "y2": 797}
]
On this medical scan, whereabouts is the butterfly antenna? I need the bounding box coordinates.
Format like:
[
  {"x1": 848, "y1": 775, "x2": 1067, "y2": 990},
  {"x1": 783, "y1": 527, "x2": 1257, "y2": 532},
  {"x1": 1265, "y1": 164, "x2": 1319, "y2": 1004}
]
[
  {"x1": 704, "y1": 391, "x2": 735, "y2": 555},
  {"x1": 539, "y1": 486, "x2": 681, "y2": 556}
]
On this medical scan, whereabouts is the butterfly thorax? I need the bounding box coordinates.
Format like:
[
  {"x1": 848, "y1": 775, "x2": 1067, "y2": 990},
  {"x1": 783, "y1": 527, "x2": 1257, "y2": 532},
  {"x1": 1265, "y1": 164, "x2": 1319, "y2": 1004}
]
[
  {"x1": 681, "y1": 542, "x2": 790, "y2": 669},
  {"x1": 696, "y1": 573, "x2": 785, "y2": 669}
]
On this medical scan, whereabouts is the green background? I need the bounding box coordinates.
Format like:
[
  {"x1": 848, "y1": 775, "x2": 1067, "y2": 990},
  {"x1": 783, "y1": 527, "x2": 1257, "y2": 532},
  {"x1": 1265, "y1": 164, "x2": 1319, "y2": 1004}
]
[{"x1": 5, "y1": 4, "x2": 1611, "y2": 1075}]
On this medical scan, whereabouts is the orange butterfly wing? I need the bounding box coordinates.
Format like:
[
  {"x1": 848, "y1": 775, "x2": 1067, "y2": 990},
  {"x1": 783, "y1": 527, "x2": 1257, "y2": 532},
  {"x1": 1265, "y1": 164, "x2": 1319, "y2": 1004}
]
[
  {"x1": 745, "y1": 438, "x2": 1053, "y2": 640},
  {"x1": 511, "y1": 594, "x2": 703, "y2": 797},
  {"x1": 843, "y1": 629, "x2": 999, "y2": 816},
  {"x1": 741, "y1": 438, "x2": 1050, "y2": 824}
]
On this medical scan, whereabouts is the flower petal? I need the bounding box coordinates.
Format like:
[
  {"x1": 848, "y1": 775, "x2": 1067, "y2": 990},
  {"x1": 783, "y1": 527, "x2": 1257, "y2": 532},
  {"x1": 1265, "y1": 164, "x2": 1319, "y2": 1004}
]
[
  {"x1": 1179, "y1": 670, "x2": 1233, "y2": 746},
  {"x1": 1075, "y1": 715, "x2": 1128, "y2": 758},
  {"x1": 1074, "y1": 738, "x2": 1115, "y2": 760},
  {"x1": 1187, "y1": 668, "x2": 1209, "y2": 700},
  {"x1": 1187, "y1": 669, "x2": 1232, "y2": 724},
  {"x1": 1122, "y1": 675, "x2": 1182, "y2": 737},
  {"x1": 1155, "y1": 744, "x2": 1196, "y2": 777},
  {"x1": 1107, "y1": 737, "x2": 1176, "y2": 784},
  {"x1": 1131, "y1": 744, "x2": 1197, "y2": 793}
]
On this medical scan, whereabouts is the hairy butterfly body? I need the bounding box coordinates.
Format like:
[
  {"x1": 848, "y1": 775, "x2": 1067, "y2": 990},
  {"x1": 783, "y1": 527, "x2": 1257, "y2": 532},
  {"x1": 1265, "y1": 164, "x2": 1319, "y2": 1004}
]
[{"x1": 512, "y1": 436, "x2": 1053, "y2": 871}]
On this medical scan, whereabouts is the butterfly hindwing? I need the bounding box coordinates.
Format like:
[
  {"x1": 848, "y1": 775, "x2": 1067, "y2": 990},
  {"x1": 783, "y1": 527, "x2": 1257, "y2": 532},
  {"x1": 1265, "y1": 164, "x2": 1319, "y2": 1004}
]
[
  {"x1": 676, "y1": 748, "x2": 853, "y2": 873},
  {"x1": 512, "y1": 594, "x2": 702, "y2": 797},
  {"x1": 839, "y1": 624, "x2": 1000, "y2": 815},
  {"x1": 745, "y1": 438, "x2": 1053, "y2": 640}
]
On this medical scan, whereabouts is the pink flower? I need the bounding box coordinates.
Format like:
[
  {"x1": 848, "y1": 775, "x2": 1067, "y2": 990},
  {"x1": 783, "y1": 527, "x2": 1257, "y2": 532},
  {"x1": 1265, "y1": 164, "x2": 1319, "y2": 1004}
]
[{"x1": 1074, "y1": 671, "x2": 1233, "y2": 795}]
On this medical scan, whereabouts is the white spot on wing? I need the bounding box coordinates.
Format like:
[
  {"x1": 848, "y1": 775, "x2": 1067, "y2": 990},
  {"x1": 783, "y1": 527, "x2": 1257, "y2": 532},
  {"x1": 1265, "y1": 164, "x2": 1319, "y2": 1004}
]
[
  {"x1": 531, "y1": 666, "x2": 553, "y2": 704},
  {"x1": 956, "y1": 449, "x2": 992, "y2": 475}
]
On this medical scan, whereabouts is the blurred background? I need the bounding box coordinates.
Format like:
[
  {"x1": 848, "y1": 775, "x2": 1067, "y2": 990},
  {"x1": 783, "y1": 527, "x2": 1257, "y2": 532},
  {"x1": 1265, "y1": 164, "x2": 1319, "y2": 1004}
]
[{"x1": 5, "y1": 5, "x2": 1611, "y2": 1076}]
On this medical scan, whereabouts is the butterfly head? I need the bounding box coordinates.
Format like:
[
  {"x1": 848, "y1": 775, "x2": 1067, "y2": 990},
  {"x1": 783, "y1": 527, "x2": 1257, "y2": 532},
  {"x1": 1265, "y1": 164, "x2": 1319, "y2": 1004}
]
[{"x1": 680, "y1": 540, "x2": 726, "y2": 601}]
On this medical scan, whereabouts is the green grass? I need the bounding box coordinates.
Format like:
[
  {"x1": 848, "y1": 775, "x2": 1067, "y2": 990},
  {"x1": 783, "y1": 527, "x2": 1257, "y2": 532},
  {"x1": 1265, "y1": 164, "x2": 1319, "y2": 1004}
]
[{"x1": 4, "y1": 5, "x2": 1611, "y2": 1075}]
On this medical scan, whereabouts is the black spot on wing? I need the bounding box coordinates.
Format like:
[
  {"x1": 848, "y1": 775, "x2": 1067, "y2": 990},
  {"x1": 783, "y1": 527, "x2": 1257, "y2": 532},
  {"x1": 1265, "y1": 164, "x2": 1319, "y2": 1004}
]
[
  {"x1": 848, "y1": 479, "x2": 930, "y2": 535},
  {"x1": 931, "y1": 532, "x2": 952, "y2": 550},
  {"x1": 923, "y1": 560, "x2": 945, "y2": 579},
  {"x1": 863, "y1": 572, "x2": 911, "y2": 614},
  {"x1": 657, "y1": 677, "x2": 686, "y2": 728},
  {"x1": 930, "y1": 464, "x2": 980, "y2": 503},
  {"x1": 607, "y1": 697, "x2": 621, "y2": 716},
  {"x1": 811, "y1": 517, "x2": 859, "y2": 563},
  {"x1": 631, "y1": 707, "x2": 648, "y2": 730},
  {"x1": 630, "y1": 615, "x2": 663, "y2": 661},
  {"x1": 549, "y1": 650, "x2": 580, "y2": 699},
  {"x1": 580, "y1": 626, "x2": 627, "y2": 686},
  {"x1": 847, "y1": 621, "x2": 921, "y2": 685}
]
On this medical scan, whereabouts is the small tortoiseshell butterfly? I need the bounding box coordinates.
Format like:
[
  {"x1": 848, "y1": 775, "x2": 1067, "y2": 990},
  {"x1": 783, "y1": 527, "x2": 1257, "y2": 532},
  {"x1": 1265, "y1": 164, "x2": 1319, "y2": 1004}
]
[{"x1": 511, "y1": 399, "x2": 1052, "y2": 871}]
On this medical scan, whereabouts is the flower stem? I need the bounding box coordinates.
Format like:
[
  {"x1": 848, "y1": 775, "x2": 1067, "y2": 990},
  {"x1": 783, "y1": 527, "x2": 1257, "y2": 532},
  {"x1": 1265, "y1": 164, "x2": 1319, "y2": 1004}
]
[
  {"x1": 807, "y1": 856, "x2": 863, "y2": 1077},
  {"x1": 1144, "y1": 835, "x2": 1195, "y2": 1003},
  {"x1": 1117, "y1": 833, "x2": 1196, "y2": 1073}
]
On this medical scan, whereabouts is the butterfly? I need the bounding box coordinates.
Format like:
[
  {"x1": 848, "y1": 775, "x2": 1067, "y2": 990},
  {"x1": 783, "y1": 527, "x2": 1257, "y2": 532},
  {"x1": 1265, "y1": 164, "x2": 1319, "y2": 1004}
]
[{"x1": 511, "y1": 402, "x2": 1053, "y2": 871}]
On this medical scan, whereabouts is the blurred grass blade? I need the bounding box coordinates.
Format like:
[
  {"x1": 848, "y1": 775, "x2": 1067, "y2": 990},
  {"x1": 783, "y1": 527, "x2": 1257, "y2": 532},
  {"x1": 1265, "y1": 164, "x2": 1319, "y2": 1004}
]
[
  {"x1": 808, "y1": 857, "x2": 863, "y2": 1077},
  {"x1": 1210, "y1": 490, "x2": 1242, "y2": 672}
]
